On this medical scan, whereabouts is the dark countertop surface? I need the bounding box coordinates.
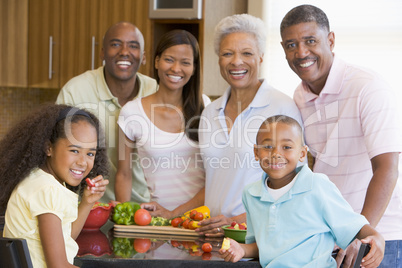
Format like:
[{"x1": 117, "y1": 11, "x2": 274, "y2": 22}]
[{"x1": 75, "y1": 258, "x2": 260, "y2": 268}]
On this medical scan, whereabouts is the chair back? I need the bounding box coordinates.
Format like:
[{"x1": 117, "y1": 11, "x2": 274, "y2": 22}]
[
  {"x1": 0, "y1": 237, "x2": 33, "y2": 268},
  {"x1": 353, "y1": 243, "x2": 371, "y2": 268},
  {"x1": 332, "y1": 243, "x2": 371, "y2": 268}
]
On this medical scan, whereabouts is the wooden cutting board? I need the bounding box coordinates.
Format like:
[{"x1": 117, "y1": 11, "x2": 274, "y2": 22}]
[
  {"x1": 113, "y1": 232, "x2": 199, "y2": 241},
  {"x1": 113, "y1": 225, "x2": 200, "y2": 237}
]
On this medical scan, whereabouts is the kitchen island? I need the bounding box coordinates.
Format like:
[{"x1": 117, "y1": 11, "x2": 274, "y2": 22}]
[{"x1": 74, "y1": 221, "x2": 260, "y2": 268}]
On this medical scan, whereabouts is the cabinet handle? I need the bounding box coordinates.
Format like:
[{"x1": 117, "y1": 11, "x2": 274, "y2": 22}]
[
  {"x1": 91, "y1": 36, "x2": 96, "y2": 70},
  {"x1": 49, "y1": 36, "x2": 53, "y2": 80}
]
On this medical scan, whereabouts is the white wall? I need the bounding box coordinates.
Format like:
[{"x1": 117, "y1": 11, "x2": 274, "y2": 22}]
[{"x1": 202, "y1": 0, "x2": 247, "y2": 97}]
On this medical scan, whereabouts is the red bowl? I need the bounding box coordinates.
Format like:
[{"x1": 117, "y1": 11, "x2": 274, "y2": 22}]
[
  {"x1": 76, "y1": 229, "x2": 112, "y2": 256},
  {"x1": 83, "y1": 202, "x2": 112, "y2": 230}
]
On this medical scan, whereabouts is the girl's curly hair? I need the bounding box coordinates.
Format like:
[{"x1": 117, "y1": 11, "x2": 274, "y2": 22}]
[{"x1": 0, "y1": 103, "x2": 109, "y2": 213}]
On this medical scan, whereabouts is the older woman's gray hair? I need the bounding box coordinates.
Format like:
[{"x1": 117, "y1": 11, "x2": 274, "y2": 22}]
[{"x1": 214, "y1": 14, "x2": 266, "y2": 56}]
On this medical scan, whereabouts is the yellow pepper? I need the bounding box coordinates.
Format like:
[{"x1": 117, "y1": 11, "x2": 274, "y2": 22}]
[
  {"x1": 188, "y1": 220, "x2": 200, "y2": 230},
  {"x1": 191, "y1": 244, "x2": 200, "y2": 252},
  {"x1": 221, "y1": 238, "x2": 230, "y2": 250}
]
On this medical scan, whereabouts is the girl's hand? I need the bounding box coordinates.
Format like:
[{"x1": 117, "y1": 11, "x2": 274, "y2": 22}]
[
  {"x1": 360, "y1": 235, "x2": 385, "y2": 268},
  {"x1": 82, "y1": 175, "x2": 109, "y2": 205},
  {"x1": 218, "y1": 238, "x2": 244, "y2": 263}
]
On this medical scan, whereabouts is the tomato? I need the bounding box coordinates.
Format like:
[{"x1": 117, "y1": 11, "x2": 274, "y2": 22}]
[
  {"x1": 194, "y1": 212, "x2": 204, "y2": 221},
  {"x1": 189, "y1": 210, "x2": 197, "y2": 220},
  {"x1": 202, "y1": 252, "x2": 212, "y2": 260},
  {"x1": 181, "y1": 241, "x2": 190, "y2": 249},
  {"x1": 86, "y1": 178, "x2": 95, "y2": 187},
  {"x1": 170, "y1": 240, "x2": 180, "y2": 247},
  {"x1": 171, "y1": 217, "x2": 183, "y2": 227},
  {"x1": 190, "y1": 249, "x2": 203, "y2": 256},
  {"x1": 134, "y1": 209, "x2": 152, "y2": 226},
  {"x1": 133, "y1": 238, "x2": 151, "y2": 253},
  {"x1": 182, "y1": 219, "x2": 190, "y2": 229},
  {"x1": 201, "y1": 242, "x2": 212, "y2": 253}
]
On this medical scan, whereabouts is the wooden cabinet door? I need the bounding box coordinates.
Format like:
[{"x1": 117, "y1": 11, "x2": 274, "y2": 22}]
[
  {"x1": 28, "y1": 0, "x2": 61, "y2": 88},
  {"x1": 27, "y1": 0, "x2": 152, "y2": 89},
  {"x1": 0, "y1": 0, "x2": 28, "y2": 87},
  {"x1": 58, "y1": 0, "x2": 152, "y2": 86},
  {"x1": 59, "y1": 0, "x2": 100, "y2": 87}
]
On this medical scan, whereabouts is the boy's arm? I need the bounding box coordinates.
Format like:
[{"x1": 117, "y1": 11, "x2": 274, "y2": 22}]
[
  {"x1": 219, "y1": 239, "x2": 259, "y2": 263},
  {"x1": 355, "y1": 224, "x2": 385, "y2": 268},
  {"x1": 355, "y1": 224, "x2": 381, "y2": 240},
  {"x1": 242, "y1": 242, "x2": 259, "y2": 259}
]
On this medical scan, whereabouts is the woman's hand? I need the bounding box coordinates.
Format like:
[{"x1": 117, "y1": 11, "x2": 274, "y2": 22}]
[
  {"x1": 82, "y1": 175, "x2": 109, "y2": 205},
  {"x1": 196, "y1": 213, "x2": 246, "y2": 237},
  {"x1": 196, "y1": 215, "x2": 232, "y2": 237},
  {"x1": 141, "y1": 201, "x2": 173, "y2": 219}
]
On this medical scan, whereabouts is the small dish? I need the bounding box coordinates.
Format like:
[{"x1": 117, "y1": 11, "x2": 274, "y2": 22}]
[
  {"x1": 83, "y1": 202, "x2": 112, "y2": 230},
  {"x1": 222, "y1": 225, "x2": 247, "y2": 243}
]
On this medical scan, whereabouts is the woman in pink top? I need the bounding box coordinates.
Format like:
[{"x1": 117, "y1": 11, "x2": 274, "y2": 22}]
[{"x1": 116, "y1": 30, "x2": 210, "y2": 217}]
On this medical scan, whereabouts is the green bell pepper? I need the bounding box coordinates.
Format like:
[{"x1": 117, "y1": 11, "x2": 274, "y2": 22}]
[
  {"x1": 112, "y1": 201, "x2": 141, "y2": 225},
  {"x1": 112, "y1": 238, "x2": 137, "y2": 258}
]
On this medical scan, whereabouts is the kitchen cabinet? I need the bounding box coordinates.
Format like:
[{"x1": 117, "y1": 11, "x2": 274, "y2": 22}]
[
  {"x1": 1, "y1": 0, "x2": 244, "y2": 92},
  {"x1": 28, "y1": 0, "x2": 61, "y2": 88},
  {"x1": 27, "y1": 0, "x2": 151, "y2": 89},
  {"x1": 0, "y1": 0, "x2": 28, "y2": 87}
]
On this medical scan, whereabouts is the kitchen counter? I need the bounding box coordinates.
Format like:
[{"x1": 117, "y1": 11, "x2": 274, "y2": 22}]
[
  {"x1": 75, "y1": 258, "x2": 260, "y2": 268},
  {"x1": 74, "y1": 221, "x2": 260, "y2": 268}
]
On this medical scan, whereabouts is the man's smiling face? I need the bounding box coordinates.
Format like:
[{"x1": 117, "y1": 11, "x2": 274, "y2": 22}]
[
  {"x1": 281, "y1": 21, "x2": 335, "y2": 94},
  {"x1": 101, "y1": 23, "x2": 144, "y2": 82}
]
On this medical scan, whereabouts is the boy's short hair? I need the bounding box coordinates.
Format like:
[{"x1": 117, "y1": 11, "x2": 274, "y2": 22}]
[{"x1": 257, "y1": 115, "x2": 305, "y2": 145}]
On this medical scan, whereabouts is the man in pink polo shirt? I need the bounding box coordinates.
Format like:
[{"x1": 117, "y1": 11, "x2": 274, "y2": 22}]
[{"x1": 280, "y1": 4, "x2": 402, "y2": 267}]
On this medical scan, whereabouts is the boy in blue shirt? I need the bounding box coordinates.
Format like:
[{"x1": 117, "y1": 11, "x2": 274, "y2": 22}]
[{"x1": 219, "y1": 115, "x2": 385, "y2": 267}]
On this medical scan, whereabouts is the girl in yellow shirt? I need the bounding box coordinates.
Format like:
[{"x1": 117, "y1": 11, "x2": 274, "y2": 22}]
[{"x1": 0, "y1": 104, "x2": 109, "y2": 267}]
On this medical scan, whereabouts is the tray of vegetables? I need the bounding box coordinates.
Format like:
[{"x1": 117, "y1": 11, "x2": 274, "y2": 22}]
[{"x1": 112, "y1": 203, "x2": 210, "y2": 237}]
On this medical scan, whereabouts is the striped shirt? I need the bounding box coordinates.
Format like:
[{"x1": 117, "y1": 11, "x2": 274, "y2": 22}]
[
  {"x1": 294, "y1": 55, "x2": 402, "y2": 240},
  {"x1": 118, "y1": 97, "x2": 209, "y2": 210}
]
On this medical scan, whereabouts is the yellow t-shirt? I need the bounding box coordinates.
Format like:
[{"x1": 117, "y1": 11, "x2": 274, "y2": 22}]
[
  {"x1": 56, "y1": 66, "x2": 158, "y2": 203},
  {"x1": 3, "y1": 168, "x2": 79, "y2": 267}
]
